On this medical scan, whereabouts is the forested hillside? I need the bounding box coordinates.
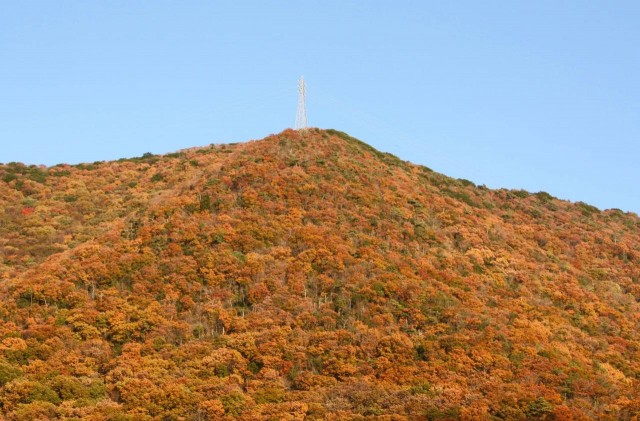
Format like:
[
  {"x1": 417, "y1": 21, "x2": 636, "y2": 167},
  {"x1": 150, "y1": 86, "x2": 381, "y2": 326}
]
[{"x1": 1, "y1": 129, "x2": 639, "y2": 419}]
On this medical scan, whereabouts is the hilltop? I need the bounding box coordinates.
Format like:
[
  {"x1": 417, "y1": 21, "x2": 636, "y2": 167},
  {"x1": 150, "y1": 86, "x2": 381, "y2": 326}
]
[{"x1": 1, "y1": 129, "x2": 639, "y2": 419}]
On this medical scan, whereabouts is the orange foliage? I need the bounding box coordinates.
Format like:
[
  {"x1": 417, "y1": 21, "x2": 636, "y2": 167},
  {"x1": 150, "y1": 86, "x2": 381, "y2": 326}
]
[{"x1": 0, "y1": 129, "x2": 639, "y2": 418}]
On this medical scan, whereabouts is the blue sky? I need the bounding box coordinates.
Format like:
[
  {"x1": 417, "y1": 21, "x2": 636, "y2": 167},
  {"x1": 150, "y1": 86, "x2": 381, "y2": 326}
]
[{"x1": 1, "y1": 2, "x2": 639, "y2": 213}]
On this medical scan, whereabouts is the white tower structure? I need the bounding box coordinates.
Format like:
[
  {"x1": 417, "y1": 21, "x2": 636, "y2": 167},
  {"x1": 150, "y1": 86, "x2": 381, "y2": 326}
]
[{"x1": 295, "y1": 76, "x2": 307, "y2": 130}]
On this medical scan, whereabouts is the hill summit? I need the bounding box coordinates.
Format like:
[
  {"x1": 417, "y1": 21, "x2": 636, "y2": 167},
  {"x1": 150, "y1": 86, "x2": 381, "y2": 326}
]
[{"x1": 1, "y1": 128, "x2": 640, "y2": 419}]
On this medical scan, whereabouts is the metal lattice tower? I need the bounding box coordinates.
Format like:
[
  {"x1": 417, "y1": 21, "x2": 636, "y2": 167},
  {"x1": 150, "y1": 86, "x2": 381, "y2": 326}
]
[{"x1": 295, "y1": 76, "x2": 307, "y2": 130}]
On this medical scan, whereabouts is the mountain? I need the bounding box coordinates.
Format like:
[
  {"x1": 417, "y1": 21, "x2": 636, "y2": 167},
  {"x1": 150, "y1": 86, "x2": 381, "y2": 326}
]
[{"x1": 1, "y1": 128, "x2": 639, "y2": 420}]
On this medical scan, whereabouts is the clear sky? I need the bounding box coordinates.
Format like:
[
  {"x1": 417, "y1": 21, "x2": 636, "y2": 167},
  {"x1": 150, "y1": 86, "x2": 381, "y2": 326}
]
[{"x1": 1, "y1": 2, "x2": 639, "y2": 213}]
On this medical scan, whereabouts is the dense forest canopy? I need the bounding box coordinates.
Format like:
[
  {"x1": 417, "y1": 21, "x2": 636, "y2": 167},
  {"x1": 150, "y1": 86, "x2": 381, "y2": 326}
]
[{"x1": 1, "y1": 129, "x2": 639, "y2": 419}]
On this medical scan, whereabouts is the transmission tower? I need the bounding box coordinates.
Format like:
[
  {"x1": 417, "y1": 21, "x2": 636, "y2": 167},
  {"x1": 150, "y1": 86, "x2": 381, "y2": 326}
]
[{"x1": 295, "y1": 76, "x2": 307, "y2": 130}]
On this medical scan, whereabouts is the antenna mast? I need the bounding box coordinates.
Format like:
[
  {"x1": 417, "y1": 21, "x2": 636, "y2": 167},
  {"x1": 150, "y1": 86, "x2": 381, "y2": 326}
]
[{"x1": 295, "y1": 76, "x2": 307, "y2": 130}]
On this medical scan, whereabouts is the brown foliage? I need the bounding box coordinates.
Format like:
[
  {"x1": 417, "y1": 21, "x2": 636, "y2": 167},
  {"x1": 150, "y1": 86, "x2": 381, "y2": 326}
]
[{"x1": 1, "y1": 129, "x2": 639, "y2": 418}]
